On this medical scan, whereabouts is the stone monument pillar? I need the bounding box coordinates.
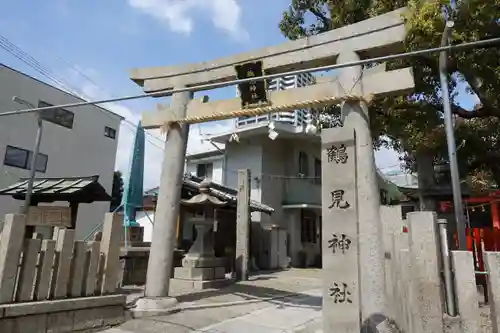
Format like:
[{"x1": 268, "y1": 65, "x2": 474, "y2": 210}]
[
  {"x1": 321, "y1": 127, "x2": 360, "y2": 333},
  {"x1": 338, "y1": 51, "x2": 387, "y2": 319}
]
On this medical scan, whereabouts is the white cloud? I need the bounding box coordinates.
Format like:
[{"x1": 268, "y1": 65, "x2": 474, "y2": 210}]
[{"x1": 127, "y1": 0, "x2": 248, "y2": 40}]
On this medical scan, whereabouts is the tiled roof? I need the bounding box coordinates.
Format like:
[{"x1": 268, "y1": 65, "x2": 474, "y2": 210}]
[
  {"x1": 0, "y1": 175, "x2": 112, "y2": 203},
  {"x1": 145, "y1": 174, "x2": 274, "y2": 214}
]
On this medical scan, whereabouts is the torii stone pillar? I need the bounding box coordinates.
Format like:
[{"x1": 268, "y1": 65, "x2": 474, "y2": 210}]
[
  {"x1": 144, "y1": 89, "x2": 193, "y2": 298},
  {"x1": 339, "y1": 51, "x2": 386, "y2": 321}
]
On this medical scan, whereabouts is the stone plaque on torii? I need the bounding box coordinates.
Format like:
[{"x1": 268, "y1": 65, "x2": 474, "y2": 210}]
[{"x1": 129, "y1": 7, "x2": 414, "y2": 330}]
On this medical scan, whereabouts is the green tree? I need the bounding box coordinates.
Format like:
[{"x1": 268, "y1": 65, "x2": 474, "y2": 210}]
[
  {"x1": 110, "y1": 170, "x2": 124, "y2": 212},
  {"x1": 279, "y1": 0, "x2": 500, "y2": 190}
]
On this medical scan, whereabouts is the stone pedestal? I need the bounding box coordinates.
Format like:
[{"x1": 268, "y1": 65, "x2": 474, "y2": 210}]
[{"x1": 171, "y1": 223, "x2": 233, "y2": 291}]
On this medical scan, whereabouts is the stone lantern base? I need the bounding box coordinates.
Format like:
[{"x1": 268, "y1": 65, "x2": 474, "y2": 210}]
[
  {"x1": 171, "y1": 256, "x2": 234, "y2": 291},
  {"x1": 171, "y1": 222, "x2": 234, "y2": 292}
]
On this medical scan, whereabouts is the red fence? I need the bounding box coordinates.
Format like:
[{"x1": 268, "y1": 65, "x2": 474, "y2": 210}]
[{"x1": 453, "y1": 227, "x2": 500, "y2": 295}]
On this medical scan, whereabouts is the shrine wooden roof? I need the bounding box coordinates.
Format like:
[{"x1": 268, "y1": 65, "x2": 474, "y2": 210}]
[
  {"x1": 0, "y1": 175, "x2": 112, "y2": 203},
  {"x1": 145, "y1": 174, "x2": 274, "y2": 214}
]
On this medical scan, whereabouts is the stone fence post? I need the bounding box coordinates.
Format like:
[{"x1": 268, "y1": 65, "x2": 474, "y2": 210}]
[
  {"x1": 407, "y1": 211, "x2": 444, "y2": 333},
  {"x1": 0, "y1": 214, "x2": 26, "y2": 303}
]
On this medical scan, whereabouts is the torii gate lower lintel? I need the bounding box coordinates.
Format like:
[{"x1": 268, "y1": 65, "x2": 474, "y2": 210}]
[
  {"x1": 140, "y1": 66, "x2": 414, "y2": 129},
  {"x1": 130, "y1": 7, "x2": 415, "y2": 332}
]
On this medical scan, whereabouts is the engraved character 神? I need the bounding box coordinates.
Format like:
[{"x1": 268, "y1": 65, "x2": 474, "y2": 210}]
[{"x1": 328, "y1": 233, "x2": 352, "y2": 254}]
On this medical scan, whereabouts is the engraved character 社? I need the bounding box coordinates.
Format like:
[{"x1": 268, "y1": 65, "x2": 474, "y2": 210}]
[{"x1": 329, "y1": 282, "x2": 352, "y2": 304}]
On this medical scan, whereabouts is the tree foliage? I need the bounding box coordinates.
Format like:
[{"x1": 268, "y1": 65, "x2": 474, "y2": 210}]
[
  {"x1": 110, "y1": 170, "x2": 124, "y2": 212},
  {"x1": 280, "y1": 0, "x2": 500, "y2": 184}
]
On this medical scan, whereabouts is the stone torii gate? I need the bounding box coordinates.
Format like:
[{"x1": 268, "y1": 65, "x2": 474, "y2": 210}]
[{"x1": 130, "y1": 7, "x2": 414, "y2": 331}]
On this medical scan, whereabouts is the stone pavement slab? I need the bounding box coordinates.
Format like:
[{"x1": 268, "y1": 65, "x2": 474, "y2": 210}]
[
  {"x1": 102, "y1": 288, "x2": 321, "y2": 333},
  {"x1": 104, "y1": 270, "x2": 322, "y2": 333},
  {"x1": 191, "y1": 289, "x2": 322, "y2": 333}
]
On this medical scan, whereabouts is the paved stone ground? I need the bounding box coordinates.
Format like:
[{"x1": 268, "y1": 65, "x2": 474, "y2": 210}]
[{"x1": 102, "y1": 269, "x2": 323, "y2": 333}]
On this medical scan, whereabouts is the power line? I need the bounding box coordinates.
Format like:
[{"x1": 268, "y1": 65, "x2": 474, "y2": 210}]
[
  {"x1": 0, "y1": 34, "x2": 407, "y2": 179},
  {"x1": 1, "y1": 36, "x2": 499, "y2": 117},
  {"x1": 52, "y1": 54, "x2": 166, "y2": 145},
  {"x1": 0, "y1": 36, "x2": 79, "y2": 94},
  {"x1": 0, "y1": 33, "x2": 167, "y2": 150}
]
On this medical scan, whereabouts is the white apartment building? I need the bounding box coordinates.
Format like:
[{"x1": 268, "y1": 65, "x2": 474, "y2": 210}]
[
  {"x1": 185, "y1": 150, "x2": 225, "y2": 184},
  {"x1": 0, "y1": 64, "x2": 123, "y2": 239}
]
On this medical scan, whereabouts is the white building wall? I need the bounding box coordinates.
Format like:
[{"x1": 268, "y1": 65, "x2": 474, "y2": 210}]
[
  {"x1": 281, "y1": 138, "x2": 322, "y2": 205},
  {"x1": 223, "y1": 136, "x2": 322, "y2": 268},
  {"x1": 184, "y1": 135, "x2": 323, "y2": 268},
  {"x1": 224, "y1": 142, "x2": 263, "y2": 221},
  {"x1": 185, "y1": 157, "x2": 224, "y2": 184},
  {"x1": 0, "y1": 65, "x2": 122, "y2": 240}
]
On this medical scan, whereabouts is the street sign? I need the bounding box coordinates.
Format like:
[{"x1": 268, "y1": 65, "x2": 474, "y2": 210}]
[
  {"x1": 235, "y1": 61, "x2": 268, "y2": 108},
  {"x1": 27, "y1": 206, "x2": 72, "y2": 228}
]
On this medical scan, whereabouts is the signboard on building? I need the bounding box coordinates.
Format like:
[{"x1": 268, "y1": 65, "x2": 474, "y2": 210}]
[{"x1": 27, "y1": 206, "x2": 72, "y2": 228}]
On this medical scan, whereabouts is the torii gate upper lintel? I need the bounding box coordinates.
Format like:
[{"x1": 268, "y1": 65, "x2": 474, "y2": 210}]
[{"x1": 129, "y1": 7, "x2": 408, "y2": 93}]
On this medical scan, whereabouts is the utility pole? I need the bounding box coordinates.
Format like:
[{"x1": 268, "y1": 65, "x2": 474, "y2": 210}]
[
  {"x1": 439, "y1": 21, "x2": 467, "y2": 250},
  {"x1": 12, "y1": 96, "x2": 43, "y2": 238}
]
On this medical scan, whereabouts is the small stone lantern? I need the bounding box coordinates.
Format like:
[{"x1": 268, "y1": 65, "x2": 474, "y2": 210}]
[{"x1": 172, "y1": 179, "x2": 233, "y2": 290}]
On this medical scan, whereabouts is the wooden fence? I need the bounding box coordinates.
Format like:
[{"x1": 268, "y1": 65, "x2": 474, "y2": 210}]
[{"x1": 0, "y1": 212, "x2": 122, "y2": 304}]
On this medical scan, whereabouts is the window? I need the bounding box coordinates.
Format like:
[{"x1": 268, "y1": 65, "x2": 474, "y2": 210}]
[
  {"x1": 314, "y1": 158, "x2": 321, "y2": 184},
  {"x1": 196, "y1": 163, "x2": 213, "y2": 179},
  {"x1": 301, "y1": 215, "x2": 317, "y2": 243},
  {"x1": 38, "y1": 101, "x2": 74, "y2": 129},
  {"x1": 28, "y1": 151, "x2": 48, "y2": 172},
  {"x1": 4, "y1": 146, "x2": 29, "y2": 169},
  {"x1": 104, "y1": 126, "x2": 116, "y2": 139},
  {"x1": 4, "y1": 145, "x2": 48, "y2": 172},
  {"x1": 298, "y1": 152, "x2": 309, "y2": 176}
]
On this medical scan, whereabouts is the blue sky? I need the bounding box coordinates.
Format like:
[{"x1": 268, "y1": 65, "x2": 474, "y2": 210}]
[
  {"x1": 1, "y1": 0, "x2": 308, "y2": 188},
  {"x1": 0, "y1": 0, "x2": 477, "y2": 189}
]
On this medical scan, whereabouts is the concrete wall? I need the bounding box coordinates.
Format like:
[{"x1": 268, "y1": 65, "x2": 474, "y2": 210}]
[
  {"x1": 0, "y1": 295, "x2": 125, "y2": 332},
  {"x1": 0, "y1": 65, "x2": 122, "y2": 240},
  {"x1": 262, "y1": 137, "x2": 321, "y2": 266},
  {"x1": 260, "y1": 139, "x2": 286, "y2": 227},
  {"x1": 280, "y1": 138, "x2": 321, "y2": 206},
  {"x1": 224, "y1": 141, "x2": 263, "y2": 222}
]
